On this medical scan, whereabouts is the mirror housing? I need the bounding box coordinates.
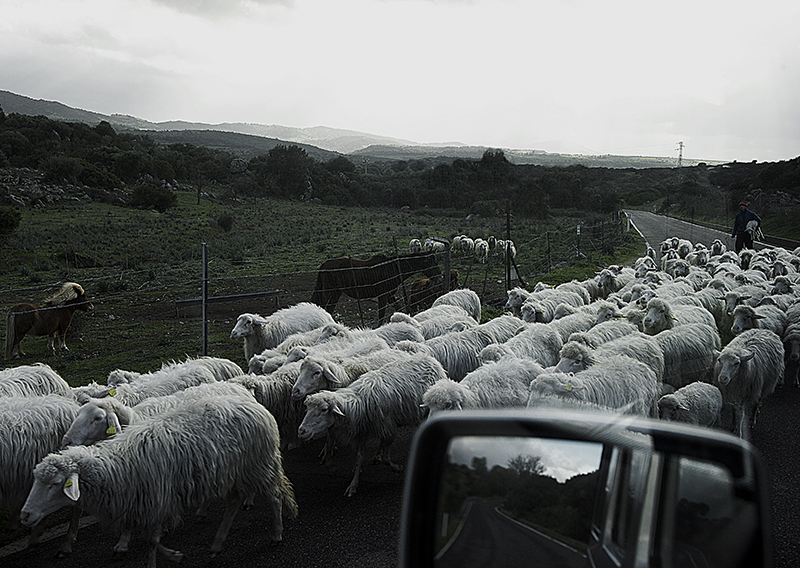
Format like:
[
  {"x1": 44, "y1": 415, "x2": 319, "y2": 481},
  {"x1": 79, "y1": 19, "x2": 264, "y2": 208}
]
[{"x1": 399, "y1": 408, "x2": 771, "y2": 568}]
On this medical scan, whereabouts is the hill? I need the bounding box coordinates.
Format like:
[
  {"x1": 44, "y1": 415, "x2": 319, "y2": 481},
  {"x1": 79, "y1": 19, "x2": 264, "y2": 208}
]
[{"x1": 1, "y1": 89, "x2": 717, "y2": 169}]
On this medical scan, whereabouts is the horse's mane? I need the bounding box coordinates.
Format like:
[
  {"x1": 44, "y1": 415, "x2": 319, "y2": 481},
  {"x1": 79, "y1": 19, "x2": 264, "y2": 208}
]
[{"x1": 43, "y1": 283, "x2": 84, "y2": 306}]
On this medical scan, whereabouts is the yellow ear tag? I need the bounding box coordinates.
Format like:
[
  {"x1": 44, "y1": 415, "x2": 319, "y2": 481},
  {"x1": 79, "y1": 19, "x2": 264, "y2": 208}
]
[
  {"x1": 64, "y1": 478, "x2": 73, "y2": 488},
  {"x1": 106, "y1": 425, "x2": 117, "y2": 435},
  {"x1": 108, "y1": 389, "x2": 117, "y2": 396},
  {"x1": 564, "y1": 383, "x2": 573, "y2": 392}
]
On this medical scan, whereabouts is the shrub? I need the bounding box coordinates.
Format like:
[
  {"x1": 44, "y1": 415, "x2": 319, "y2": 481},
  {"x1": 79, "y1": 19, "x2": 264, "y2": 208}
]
[
  {"x1": 217, "y1": 212, "x2": 234, "y2": 232},
  {"x1": 129, "y1": 183, "x2": 178, "y2": 212},
  {"x1": 0, "y1": 206, "x2": 21, "y2": 236}
]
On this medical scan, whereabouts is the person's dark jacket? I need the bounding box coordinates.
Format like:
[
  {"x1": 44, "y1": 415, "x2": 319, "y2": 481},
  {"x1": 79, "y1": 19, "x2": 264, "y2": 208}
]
[{"x1": 732, "y1": 208, "x2": 761, "y2": 237}]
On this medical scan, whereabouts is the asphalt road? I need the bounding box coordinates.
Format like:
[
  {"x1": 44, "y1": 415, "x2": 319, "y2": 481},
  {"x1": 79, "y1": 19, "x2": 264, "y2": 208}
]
[{"x1": 2, "y1": 210, "x2": 796, "y2": 568}]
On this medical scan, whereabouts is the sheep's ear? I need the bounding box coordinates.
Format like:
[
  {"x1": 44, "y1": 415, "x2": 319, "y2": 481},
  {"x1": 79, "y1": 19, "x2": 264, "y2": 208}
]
[
  {"x1": 106, "y1": 411, "x2": 122, "y2": 436},
  {"x1": 753, "y1": 314, "x2": 766, "y2": 320},
  {"x1": 332, "y1": 404, "x2": 345, "y2": 417},
  {"x1": 63, "y1": 473, "x2": 80, "y2": 501},
  {"x1": 321, "y1": 362, "x2": 342, "y2": 386},
  {"x1": 740, "y1": 351, "x2": 755, "y2": 363}
]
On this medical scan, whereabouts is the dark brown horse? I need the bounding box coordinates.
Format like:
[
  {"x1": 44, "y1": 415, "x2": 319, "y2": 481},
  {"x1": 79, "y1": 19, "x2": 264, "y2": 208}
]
[
  {"x1": 311, "y1": 252, "x2": 440, "y2": 322},
  {"x1": 5, "y1": 282, "x2": 93, "y2": 359}
]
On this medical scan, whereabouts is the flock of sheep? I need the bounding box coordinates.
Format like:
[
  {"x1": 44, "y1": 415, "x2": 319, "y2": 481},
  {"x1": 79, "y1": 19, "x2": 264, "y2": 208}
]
[{"x1": 2, "y1": 234, "x2": 799, "y2": 567}]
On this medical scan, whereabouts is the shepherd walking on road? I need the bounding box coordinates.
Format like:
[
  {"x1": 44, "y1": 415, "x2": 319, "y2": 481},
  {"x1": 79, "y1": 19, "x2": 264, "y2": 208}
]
[{"x1": 731, "y1": 200, "x2": 762, "y2": 253}]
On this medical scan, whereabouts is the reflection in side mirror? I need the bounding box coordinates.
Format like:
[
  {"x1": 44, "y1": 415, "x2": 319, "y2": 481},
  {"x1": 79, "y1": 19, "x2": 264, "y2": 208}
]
[
  {"x1": 400, "y1": 409, "x2": 771, "y2": 568},
  {"x1": 436, "y1": 437, "x2": 603, "y2": 567}
]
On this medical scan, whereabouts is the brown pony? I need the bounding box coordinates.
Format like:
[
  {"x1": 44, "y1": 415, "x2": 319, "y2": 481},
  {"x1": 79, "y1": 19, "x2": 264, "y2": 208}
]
[
  {"x1": 311, "y1": 252, "x2": 440, "y2": 322},
  {"x1": 5, "y1": 282, "x2": 93, "y2": 359}
]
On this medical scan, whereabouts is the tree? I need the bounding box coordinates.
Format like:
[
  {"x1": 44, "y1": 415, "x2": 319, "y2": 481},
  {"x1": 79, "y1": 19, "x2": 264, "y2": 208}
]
[
  {"x1": 250, "y1": 145, "x2": 314, "y2": 198},
  {"x1": 507, "y1": 454, "x2": 545, "y2": 476},
  {"x1": 0, "y1": 206, "x2": 21, "y2": 236}
]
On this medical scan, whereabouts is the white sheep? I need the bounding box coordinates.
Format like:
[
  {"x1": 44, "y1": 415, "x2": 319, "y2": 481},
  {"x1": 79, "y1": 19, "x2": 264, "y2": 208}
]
[
  {"x1": 395, "y1": 325, "x2": 499, "y2": 382},
  {"x1": 474, "y1": 238, "x2": 489, "y2": 262},
  {"x1": 421, "y1": 355, "x2": 544, "y2": 415},
  {"x1": 106, "y1": 356, "x2": 243, "y2": 388},
  {"x1": 711, "y1": 239, "x2": 727, "y2": 256},
  {"x1": 714, "y1": 328, "x2": 784, "y2": 438},
  {"x1": 547, "y1": 308, "x2": 597, "y2": 342},
  {"x1": 554, "y1": 334, "x2": 664, "y2": 382},
  {"x1": 313, "y1": 320, "x2": 424, "y2": 347},
  {"x1": 409, "y1": 238, "x2": 422, "y2": 253},
  {"x1": 298, "y1": 353, "x2": 447, "y2": 496},
  {"x1": 247, "y1": 326, "x2": 333, "y2": 374},
  {"x1": 0, "y1": 363, "x2": 71, "y2": 398},
  {"x1": 230, "y1": 302, "x2": 335, "y2": 364},
  {"x1": 229, "y1": 362, "x2": 306, "y2": 451},
  {"x1": 731, "y1": 304, "x2": 787, "y2": 338},
  {"x1": 493, "y1": 322, "x2": 563, "y2": 367},
  {"x1": 504, "y1": 286, "x2": 531, "y2": 316},
  {"x1": 390, "y1": 304, "x2": 478, "y2": 339},
  {"x1": 432, "y1": 288, "x2": 481, "y2": 322},
  {"x1": 724, "y1": 286, "x2": 768, "y2": 315},
  {"x1": 642, "y1": 297, "x2": 716, "y2": 335},
  {"x1": 658, "y1": 381, "x2": 723, "y2": 427},
  {"x1": 21, "y1": 394, "x2": 298, "y2": 567},
  {"x1": 290, "y1": 348, "x2": 411, "y2": 401},
  {"x1": 79, "y1": 358, "x2": 234, "y2": 406},
  {"x1": 653, "y1": 323, "x2": 721, "y2": 389},
  {"x1": 569, "y1": 318, "x2": 639, "y2": 348},
  {"x1": 0, "y1": 395, "x2": 79, "y2": 554},
  {"x1": 61, "y1": 381, "x2": 255, "y2": 448},
  {"x1": 520, "y1": 288, "x2": 587, "y2": 323},
  {"x1": 528, "y1": 356, "x2": 660, "y2": 417},
  {"x1": 782, "y1": 322, "x2": 800, "y2": 387}
]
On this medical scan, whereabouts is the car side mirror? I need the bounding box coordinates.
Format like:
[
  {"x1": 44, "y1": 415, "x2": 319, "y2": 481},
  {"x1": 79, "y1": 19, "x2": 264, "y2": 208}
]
[{"x1": 399, "y1": 408, "x2": 771, "y2": 568}]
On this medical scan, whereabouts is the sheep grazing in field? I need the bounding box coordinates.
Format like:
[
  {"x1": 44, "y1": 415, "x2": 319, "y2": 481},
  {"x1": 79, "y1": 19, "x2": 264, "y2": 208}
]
[
  {"x1": 298, "y1": 353, "x2": 447, "y2": 496},
  {"x1": 432, "y1": 288, "x2": 481, "y2": 322},
  {"x1": 554, "y1": 334, "x2": 664, "y2": 382},
  {"x1": 290, "y1": 348, "x2": 411, "y2": 401},
  {"x1": 731, "y1": 304, "x2": 788, "y2": 338},
  {"x1": 0, "y1": 363, "x2": 71, "y2": 398},
  {"x1": 642, "y1": 297, "x2": 716, "y2": 335},
  {"x1": 230, "y1": 302, "x2": 335, "y2": 364},
  {"x1": 106, "y1": 356, "x2": 243, "y2": 388},
  {"x1": 714, "y1": 328, "x2": 785, "y2": 438},
  {"x1": 230, "y1": 362, "x2": 306, "y2": 451},
  {"x1": 61, "y1": 381, "x2": 255, "y2": 448},
  {"x1": 658, "y1": 382, "x2": 723, "y2": 427},
  {"x1": 21, "y1": 395, "x2": 298, "y2": 568},
  {"x1": 421, "y1": 355, "x2": 545, "y2": 415},
  {"x1": 390, "y1": 304, "x2": 478, "y2": 339},
  {"x1": 0, "y1": 395, "x2": 79, "y2": 554},
  {"x1": 528, "y1": 356, "x2": 661, "y2": 417}
]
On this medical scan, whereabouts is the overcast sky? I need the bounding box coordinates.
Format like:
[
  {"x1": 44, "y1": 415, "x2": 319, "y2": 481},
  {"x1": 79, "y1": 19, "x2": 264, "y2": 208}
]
[{"x1": 2, "y1": 0, "x2": 799, "y2": 163}]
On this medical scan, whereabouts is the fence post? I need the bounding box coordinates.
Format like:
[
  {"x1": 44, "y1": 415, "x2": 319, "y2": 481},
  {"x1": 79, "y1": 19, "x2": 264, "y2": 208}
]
[{"x1": 202, "y1": 242, "x2": 208, "y2": 356}]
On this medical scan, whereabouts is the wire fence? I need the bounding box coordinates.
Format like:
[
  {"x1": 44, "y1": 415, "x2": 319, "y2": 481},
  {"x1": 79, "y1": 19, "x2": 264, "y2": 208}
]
[{"x1": 0, "y1": 213, "x2": 629, "y2": 381}]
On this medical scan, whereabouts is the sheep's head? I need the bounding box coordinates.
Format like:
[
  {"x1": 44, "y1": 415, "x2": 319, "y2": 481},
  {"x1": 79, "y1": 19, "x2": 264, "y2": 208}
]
[
  {"x1": 298, "y1": 392, "x2": 342, "y2": 441},
  {"x1": 230, "y1": 313, "x2": 266, "y2": 340},
  {"x1": 730, "y1": 305, "x2": 761, "y2": 335},
  {"x1": 643, "y1": 298, "x2": 672, "y2": 333},
  {"x1": 715, "y1": 350, "x2": 755, "y2": 386},
  {"x1": 555, "y1": 341, "x2": 593, "y2": 374},
  {"x1": 657, "y1": 394, "x2": 685, "y2": 421}
]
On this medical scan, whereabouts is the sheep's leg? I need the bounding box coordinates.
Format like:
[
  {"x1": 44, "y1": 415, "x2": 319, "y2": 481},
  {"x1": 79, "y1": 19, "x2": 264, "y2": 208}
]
[
  {"x1": 267, "y1": 493, "x2": 284, "y2": 543},
  {"x1": 57, "y1": 506, "x2": 83, "y2": 557},
  {"x1": 112, "y1": 528, "x2": 132, "y2": 554},
  {"x1": 194, "y1": 497, "x2": 209, "y2": 519},
  {"x1": 243, "y1": 492, "x2": 256, "y2": 510},
  {"x1": 345, "y1": 446, "x2": 365, "y2": 497},
  {"x1": 375, "y1": 437, "x2": 403, "y2": 473},
  {"x1": 150, "y1": 527, "x2": 184, "y2": 566},
  {"x1": 210, "y1": 491, "x2": 246, "y2": 555},
  {"x1": 319, "y1": 434, "x2": 337, "y2": 466}
]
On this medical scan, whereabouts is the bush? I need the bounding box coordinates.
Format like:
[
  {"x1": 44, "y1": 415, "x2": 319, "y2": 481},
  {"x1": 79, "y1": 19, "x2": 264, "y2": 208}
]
[
  {"x1": 0, "y1": 206, "x2": 21, "y2": 236},
  {"x1": 40, "y1": 155, "x2": 84, "y2": 184},
  {"x1": 217, "y1": 212, "x2": 234, "y2": 232},
  {"x1": 129, "y1": 183, "x2": 178, "y2": 212}
]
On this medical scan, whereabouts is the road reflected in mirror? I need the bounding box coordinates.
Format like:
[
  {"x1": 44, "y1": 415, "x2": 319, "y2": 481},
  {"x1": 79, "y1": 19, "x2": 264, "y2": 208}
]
[{"x1": 435, "y1": 436, "x2": 603, "y2": 568}]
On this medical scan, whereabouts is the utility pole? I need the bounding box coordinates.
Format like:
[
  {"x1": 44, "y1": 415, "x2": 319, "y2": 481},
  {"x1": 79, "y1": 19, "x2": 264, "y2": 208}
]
[{"x1": 677, "y1": 141, "x2": 684, "y2": 168}]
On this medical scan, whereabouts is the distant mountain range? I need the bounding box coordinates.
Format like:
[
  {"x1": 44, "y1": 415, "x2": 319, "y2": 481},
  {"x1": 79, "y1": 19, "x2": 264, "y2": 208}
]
[{"x1": 0, "y1": 89, "x2": 715, "y2": 168}]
